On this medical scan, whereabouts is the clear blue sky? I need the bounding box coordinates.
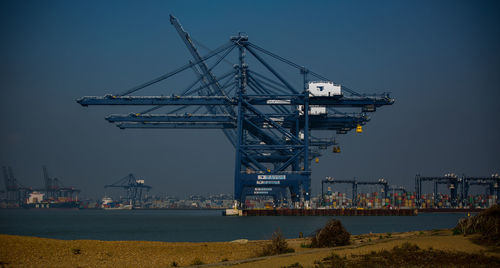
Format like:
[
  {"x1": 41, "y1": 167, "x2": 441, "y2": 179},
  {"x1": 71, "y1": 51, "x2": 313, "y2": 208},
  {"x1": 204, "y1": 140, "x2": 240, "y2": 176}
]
[{"x1": 1, "y1": 0, "x2": 499, "y2": 199}]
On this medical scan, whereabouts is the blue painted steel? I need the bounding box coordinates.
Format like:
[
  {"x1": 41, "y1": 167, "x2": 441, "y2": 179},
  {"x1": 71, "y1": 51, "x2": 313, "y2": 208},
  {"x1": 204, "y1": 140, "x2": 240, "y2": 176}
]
[
  {"x1": 77, "y1": 95, "x2": 393, "y2": 107},
  {"x1": 415, "y1": 175, "x2": 460, "y2": 207},
  {"x1": 462, "y1": 176, "x2": 500, "y2": 205},
  {"x1": 106, "y1": 114, "x2": 235, "y2": 123},
  {"x1": 104, "y1": 173, "x2": 151, "y2": 206},
  {"x1": 116, "y1": 122, "x2": 236, "y2": 129},
  {"x1": 77, "y1": 16, "x2": 394, "y2": 208}
]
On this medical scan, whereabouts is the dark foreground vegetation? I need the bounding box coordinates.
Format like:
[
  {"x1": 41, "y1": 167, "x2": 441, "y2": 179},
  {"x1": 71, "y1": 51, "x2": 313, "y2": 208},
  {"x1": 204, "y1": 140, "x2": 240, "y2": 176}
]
[
  {"x1": 314, "y1": 242, "x2": 500, "y2": 268},
  {"x1": 280, "y1": 209, "x2": 500, "y2": 268},
  {"x1": 261, "y1": 219, "x2": 351, "y2": 256},
  {"x1": 259, "y1": 229, "x2": 295, "y2": 256},
  {"x1": 454, "y1": 204, "x2": 500, "y2": 245},
  {"x1": 311, "y1": 219, "x2": 351, "y2": 248}
]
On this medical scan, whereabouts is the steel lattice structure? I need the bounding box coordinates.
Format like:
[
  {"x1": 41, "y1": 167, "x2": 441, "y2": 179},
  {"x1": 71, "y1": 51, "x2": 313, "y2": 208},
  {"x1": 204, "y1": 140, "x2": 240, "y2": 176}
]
[
  {"x1": 415, "y1": 173, "x2": 500, "y2": 207},
  {"x1": 104, "y1": 173, "x2": 151, "y2": 207},
  {"x1": 77, "y1": 15, "x2": 394, "y2": 208}
]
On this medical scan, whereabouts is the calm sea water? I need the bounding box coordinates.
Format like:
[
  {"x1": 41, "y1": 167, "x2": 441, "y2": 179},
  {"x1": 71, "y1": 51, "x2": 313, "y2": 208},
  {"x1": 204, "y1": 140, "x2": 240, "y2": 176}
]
[{"x1": 0, "y1": 209, "x2": 469, "y2": 242}]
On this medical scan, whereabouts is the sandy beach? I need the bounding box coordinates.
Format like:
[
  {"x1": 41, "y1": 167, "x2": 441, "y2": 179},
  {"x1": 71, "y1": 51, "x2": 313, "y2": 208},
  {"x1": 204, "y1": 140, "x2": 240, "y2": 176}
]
[{"x1": 1, "y1": 229, "x2": 499, "y2": 267}]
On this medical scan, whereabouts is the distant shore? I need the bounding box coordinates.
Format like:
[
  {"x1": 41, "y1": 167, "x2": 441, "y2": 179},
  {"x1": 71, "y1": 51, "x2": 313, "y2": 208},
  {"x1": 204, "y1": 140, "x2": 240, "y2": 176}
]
[
  {"x1": 1, "y1": 207, "x2": 487, "y2": 213},
  {"x1": 1, "y1": 229, "x2": 498, "y2": 267}
]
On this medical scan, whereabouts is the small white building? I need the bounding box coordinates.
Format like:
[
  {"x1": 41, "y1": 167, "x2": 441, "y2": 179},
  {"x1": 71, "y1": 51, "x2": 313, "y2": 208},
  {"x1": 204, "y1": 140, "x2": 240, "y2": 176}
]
[
  {"x1": 307, "y1": 81, "x2": 342, "y2": 97},
  {"x1": 298, "y1": 81, "x2": 342, "y2": 115},
  {"x1": 27, "y1": 192, "x2": 45, "y2": 204}
]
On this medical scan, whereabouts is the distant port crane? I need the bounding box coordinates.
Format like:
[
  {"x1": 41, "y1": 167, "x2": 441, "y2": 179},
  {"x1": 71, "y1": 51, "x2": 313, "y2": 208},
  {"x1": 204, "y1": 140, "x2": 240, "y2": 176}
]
[
  {"x1": 387, "y1": 185, "x2": 407, "y2": 196},
  {"x1": 2, "y1": 166, "x2": 79, "y2": 205},
  {"x1": 462, "y1": 176, "x2": 500, "y2": 206},
  {"x1": 321, "y1": 177, "x2": 356, "y2": 206},
  {"x1": 415, "y1": 173, "x2": 500, "y2": 207},
  {"x1": 104, "y1": 173, "x2": 151, "y2": 207},
  {"x1": 77, "y1": 15, "x2": 394, "y2": 208},
  {"x1": 2, "y1": 166, "x2": 30, "y2": 205},
  {"x1": 415, "y1": 174, "x2": 460, "y2": 207},
  {"x1": 322, "y1": 177, "x2": 388, "y2": 206},
  {"x1": 42, "y1": 165, "x2": 80, "y2": 201},
  {"x1": 356, "y1": 179, "x2": 389, "y2": 202}
]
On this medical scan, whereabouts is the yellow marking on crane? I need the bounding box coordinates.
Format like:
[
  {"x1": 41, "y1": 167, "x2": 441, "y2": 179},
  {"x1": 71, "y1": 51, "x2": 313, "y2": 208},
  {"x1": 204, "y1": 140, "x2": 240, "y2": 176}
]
[{"x1": 356, "y1": 124, "x2": 363, "y2": 133}]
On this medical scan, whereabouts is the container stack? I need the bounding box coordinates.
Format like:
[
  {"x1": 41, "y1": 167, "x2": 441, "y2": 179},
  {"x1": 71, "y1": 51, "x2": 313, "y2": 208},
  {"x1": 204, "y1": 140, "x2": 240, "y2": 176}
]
[
  {"x1": 323, "y1": 190, "x2": 498, "y2": 209},
  {"x1": 324, "y1": 192, "x2": 352, "y2": 208}
]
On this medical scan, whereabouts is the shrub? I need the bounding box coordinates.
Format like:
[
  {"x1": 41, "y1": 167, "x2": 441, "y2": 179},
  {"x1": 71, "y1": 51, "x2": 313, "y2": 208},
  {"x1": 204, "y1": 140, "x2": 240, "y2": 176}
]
[
  {"x1": 300, "y1": 243, "x2": 311, "y2": 248},
  {"x1": 321, "y1": 253, "x2": 347, "y2": 267},
  {"x1": 393, "y1": 241, "x2": 420, "y2": 252},
  {"x1": 282, "y1": 262, "x2": 303, "y2": 268},
  {"x1": 311, "y1": 219, "x2": 350, "y2": 248},
  {"x1": 260, "y1": 228, "x2": 295, "y2": 256},
  {"x1": 190, "y1": 258, "x2": 204, "y2": 265},
  {"x1": 313, "y1": 242, "x2": 500, "y2": 267},
  {"x1": 453, "y1": 204, "x2": 500, "y2": 245}
]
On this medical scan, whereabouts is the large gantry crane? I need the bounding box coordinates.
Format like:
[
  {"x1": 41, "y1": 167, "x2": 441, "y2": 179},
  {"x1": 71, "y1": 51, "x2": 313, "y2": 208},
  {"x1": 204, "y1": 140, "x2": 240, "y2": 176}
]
[
  {"x1": 42, "y1": 165, "x2": 80, "y2": 201},
  {"x1": 415, "y1": 174, "x2": 459, "y2": 207},
  {"x1": 322, "y1": 177, "x2": 388, "y2": 207},
  {"x1": 415, "y1": 173, "x2": 500, "y2": 207},
  {"x1": 2, "y1": 166, "x2": 31, "y2": 205},
  {"x1": 104, "y1": 173, "x2": 152, "y2": 207},
  {"x1": 462, "y1": 175, "x2": 500, "y2": 206},
  {"x1": 77, "y1": 15, "x2": 394, "y2": 208},
  {"x1": 321, "y1": 177, "x2": 356, "y2": 206}
]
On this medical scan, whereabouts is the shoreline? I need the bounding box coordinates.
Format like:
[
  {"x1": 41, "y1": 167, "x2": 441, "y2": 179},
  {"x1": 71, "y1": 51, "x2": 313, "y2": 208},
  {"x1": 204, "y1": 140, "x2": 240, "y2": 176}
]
[
  {"x1": 1, "y1": 229, "x2": 499, "y2": 267},
  {"x1": 0, "y1": 207, "x2": 486, "y2": 212}
]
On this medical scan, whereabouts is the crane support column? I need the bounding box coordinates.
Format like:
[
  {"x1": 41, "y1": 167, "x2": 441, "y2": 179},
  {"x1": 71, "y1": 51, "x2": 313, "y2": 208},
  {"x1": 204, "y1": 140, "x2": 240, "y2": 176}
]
[
  {"x1": 303, "y1": 92, "x2": 310, "y2": 208},
  {"x1": 233, "y1": 43, "x2": 246, "y2": 207}
]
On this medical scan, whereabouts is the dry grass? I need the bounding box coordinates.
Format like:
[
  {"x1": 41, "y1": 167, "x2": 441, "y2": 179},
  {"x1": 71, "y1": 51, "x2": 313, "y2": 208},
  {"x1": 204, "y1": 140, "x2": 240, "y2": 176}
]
[
  {"x1": 316, "y1": 242, "x2": 500, "y2": 267},
  {"x1": 0, "y1": 234, "x2": 267, "y2": 267},
  {"x1": 2, "y1": 228, "x2": 499, "y2": 267},
  {"x1": 259, "y1": 228, "x2": 295, "y2": 256},
  {"x1": 225, "y1": 230, "x2": 500, "y2": 268}
]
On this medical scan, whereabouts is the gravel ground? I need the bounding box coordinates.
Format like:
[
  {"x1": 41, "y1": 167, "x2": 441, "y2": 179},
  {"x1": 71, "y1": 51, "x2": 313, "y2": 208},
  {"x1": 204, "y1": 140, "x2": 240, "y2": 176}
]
[
  {"x1": 0, "y1": 235, "x2": 267, "y2": 267},
  {"x1": 2, "y1": 230, "x2": 497, "y2": 267}
]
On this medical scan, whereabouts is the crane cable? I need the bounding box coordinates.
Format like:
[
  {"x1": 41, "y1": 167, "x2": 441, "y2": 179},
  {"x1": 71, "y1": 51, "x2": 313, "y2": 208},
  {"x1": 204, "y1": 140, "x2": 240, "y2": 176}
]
[{"x1": 247, "y1": 42, "x2": 361, "y2": 96}]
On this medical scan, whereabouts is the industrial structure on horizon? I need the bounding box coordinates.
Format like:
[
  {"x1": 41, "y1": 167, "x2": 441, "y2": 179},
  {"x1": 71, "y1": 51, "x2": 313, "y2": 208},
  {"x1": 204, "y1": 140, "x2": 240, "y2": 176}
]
[
  {"x1": 76, "y1": 15, "x2": 394, "y2": 208},
  {"x1": 321, "y1": 173, "x2": 500, "y2": 210},
  {"x1": 103, "y1": 173, "x2": 152, "y2": 209},
  {"x1": 1, "y1": 165, "x2": 80, "y2": 208},
  {"x1": 4, "y1": 16, "x2": 498, "y2": 211},
  {"x1": 1, "y1": 164, "x2": 498, "y2": 210}
]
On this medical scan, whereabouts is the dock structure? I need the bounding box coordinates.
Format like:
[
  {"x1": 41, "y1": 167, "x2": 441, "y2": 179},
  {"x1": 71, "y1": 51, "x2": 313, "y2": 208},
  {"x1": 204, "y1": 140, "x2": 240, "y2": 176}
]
[{"x1": 242, "y1": 208, "x2": 417, "y2": 216}]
